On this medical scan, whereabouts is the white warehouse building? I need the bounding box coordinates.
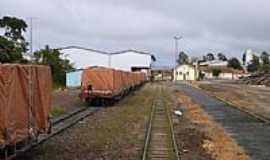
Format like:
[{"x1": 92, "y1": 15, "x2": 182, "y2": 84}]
[
  {"x1": 59, "y1": 46, "x2": 110, "y2": 69},
  {"x1": 59, "y1": 46, "x2": 156, "y2": 71},
  {"x1": 59, "y1": 46, "x2": 156, "y2": 79},
  {"x1": 110, "y1": 50, "x2": 156, "y2": 72}
]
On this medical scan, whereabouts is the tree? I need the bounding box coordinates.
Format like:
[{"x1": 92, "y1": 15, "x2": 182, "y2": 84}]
[
  {"x1": 0, "y1": 16, "x2": 28, "y2": 52},
  {"x1": 206, "y1": 53, "x2": 215, "y2": 61},
  {"x1": 260, "y1": 51, "x2": 270, "y2": 73},
  {"x1": 261, "y1": 51, "x2": 270, "y2": 65},
  {"x1": 190, "y1": 56, "x2": 199, "y2": 64},
  {"x1": 247, "y1": 55, "x2": 260, "y2": 73},
  {"x1": 227, "y1": 57, "x2": 242, "y2": 70},
  {"x1": 198, "y1": 71, "x2": 205, "y2": 80},
  {"x1": 242, "y1": 52, "x2": 246, "y2": 65},
  {"x1": 177, "y1": 51, "x2": 189, "y2": 65},
  {"x1": 217, "y1": 53, "x2": 227, "y2": 61},
  {"x1": 0, "y1": 16, "x2": 28, "y2": 63},
  {"x1": 212, "y1": 69, "x2": 221, "y2": 78},
  {"x1": 33, "y1": 45, "x2": 74, "y2": 87},
  {"x1": 202, "y1": 55, "x2": 207, "y2": 62}
]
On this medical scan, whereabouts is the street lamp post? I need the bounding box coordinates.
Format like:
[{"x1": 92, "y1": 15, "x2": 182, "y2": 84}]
[{"x1": 174, "y1": 36, "x2": 182, "y2": 67}]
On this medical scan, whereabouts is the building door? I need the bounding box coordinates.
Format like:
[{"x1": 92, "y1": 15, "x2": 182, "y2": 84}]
[{"x1": 183, "y1": 74, "x2": 186, "y2": 80}]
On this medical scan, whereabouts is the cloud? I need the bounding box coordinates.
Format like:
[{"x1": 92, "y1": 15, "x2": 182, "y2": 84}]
[{"x1": 1, "y1": 0, "x2": 270, "y2": 65}]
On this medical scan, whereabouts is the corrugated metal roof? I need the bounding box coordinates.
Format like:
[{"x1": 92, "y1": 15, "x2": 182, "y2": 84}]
[
  {"x1": 57, "y1": 46, "x2": 156, "y2": 61},
  {"x1": 58, "y1": 46, "x2": 109, "y2": 55},
  {"x1": 111, "y1": 49, "x2": 156, "y2": 61}
]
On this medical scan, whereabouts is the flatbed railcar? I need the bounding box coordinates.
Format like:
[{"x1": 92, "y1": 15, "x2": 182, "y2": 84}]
[
  {"x1": 80, "y1": 67, "x2": 146, "y2": 104},
  {"x1": 0, "y1": 64, "x2": 52, "y2": 159}
]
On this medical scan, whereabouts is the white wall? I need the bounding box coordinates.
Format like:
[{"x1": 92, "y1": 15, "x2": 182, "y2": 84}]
[
  {"x1": 174, "y1": 65, "x2": 197, "y2": 81},
  {"x1": 62, "y1": 48, "x2": 109, "y2": 69},
  {"x1": 61, "y1": 48, "x2": 153, "y2": 71},
  {"x1": 203, "y1": 72, "x2": 242, "y2": 80},
  {"x1": 111, "y1": 51, "x2": 152, "y2": 71}
]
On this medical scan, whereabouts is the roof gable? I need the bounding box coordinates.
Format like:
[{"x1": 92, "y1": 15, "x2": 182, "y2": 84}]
[
  {"x1": 111, "y1": 49, "x2": 156, "y2": 61},
  {"x1": 175, "y1": 64, "x2": 195, "y2": 69},
  {"x1": 58, "y1": 46, "x2": 109, "y2": 55},
  {"x1": 57, "y1": 46, "x2": 156, "y2": 61}
]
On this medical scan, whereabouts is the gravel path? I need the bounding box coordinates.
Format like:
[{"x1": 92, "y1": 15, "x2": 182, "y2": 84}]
[
  {"x1": 175, "y1": 83, "x2": 270, "y2": 160},
  {"x1": 198, "y1": 81, "x2": 270, "y2": 120}
]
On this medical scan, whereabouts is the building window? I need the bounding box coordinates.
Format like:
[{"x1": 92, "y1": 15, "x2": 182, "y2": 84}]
[
  {"x1": 186, "y1": 72, "x2": 189, "y2": 75},
  {"x1": 179, "y1": 72, "x2": 182, "y2": 75}
]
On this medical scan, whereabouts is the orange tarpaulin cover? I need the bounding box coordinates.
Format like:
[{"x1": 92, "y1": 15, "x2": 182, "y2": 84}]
[
  {"x1": 0, "y1": 64, "x2": 52, "y2": 146},
  {"x1": 81, "y1": 67, "x2": 146, "y2": 98}
]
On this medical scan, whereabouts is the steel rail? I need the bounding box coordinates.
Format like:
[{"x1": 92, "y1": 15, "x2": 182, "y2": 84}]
[
  {"x1": 165, "y1": 94, "x2": 180, "y2": 160},
  {"x1": 141, "y1": 86, "x2": 180, "y2": 160},
  {"x1": 52, "y1": 106, "x2": 89, "y2": 125},
  {"x1": 142, "y1": 92, "x2": 157, "y2": 160},
  {"x1": 22, "y1": 107, "x2": 99, "y2": 151},
  {"x1": 1, "y1": 106, "x2": 100, "y2": 160}
]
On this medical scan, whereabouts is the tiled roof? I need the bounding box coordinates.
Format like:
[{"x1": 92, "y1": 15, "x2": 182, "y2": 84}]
[{"x1": 200, "y1": 66, "x2": 244, "y2": 74}]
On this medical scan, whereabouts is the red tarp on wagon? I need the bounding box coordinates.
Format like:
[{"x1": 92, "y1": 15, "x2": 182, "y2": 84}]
[
  {"x1": 80, "y1": 67, "x2": 146, "y2": 99},
  {"x1": 81, "y1": 67, "x2": 114, "y2": 97},
  {"x1": 0, "y1": 64, "x2": 52, "y2": 146}
]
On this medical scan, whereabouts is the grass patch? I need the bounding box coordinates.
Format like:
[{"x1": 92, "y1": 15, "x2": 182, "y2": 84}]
[{"x1": 51, "y1": 105, "x2": 66, "y2": 117}]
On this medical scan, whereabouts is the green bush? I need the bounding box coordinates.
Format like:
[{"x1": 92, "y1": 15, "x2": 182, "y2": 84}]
[
  {"x1": 51, "y1": 105, "x2": 66, "y2": 117},
  {"x1": 212, "y1": 69, "x2": 222, "y2": 78}
]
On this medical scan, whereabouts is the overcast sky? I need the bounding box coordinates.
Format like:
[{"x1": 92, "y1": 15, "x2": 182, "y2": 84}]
[{"x1": 1, "y1": 0, "x2": 270, "y2": 65}]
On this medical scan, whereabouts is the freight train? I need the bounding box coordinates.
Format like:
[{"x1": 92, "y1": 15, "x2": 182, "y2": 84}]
[
  {"x1": 0, "y1": 64, "x2": 52, "y2": 159},
  {"x1": 0, "y1": 65, "x2": 146, "y2": 159},
  {"x1": 80, "y1": 67, "x2": 146, "y2": 105}
]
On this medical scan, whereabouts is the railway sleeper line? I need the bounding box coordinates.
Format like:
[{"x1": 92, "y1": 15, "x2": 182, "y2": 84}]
[{"x1": 142, "y1": 87, "x2": 180, "y2": 160}]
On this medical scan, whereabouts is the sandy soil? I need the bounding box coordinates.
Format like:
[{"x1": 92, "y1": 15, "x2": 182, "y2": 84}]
[
  {"x1": 198, "y1": 81, "x2": 270, "y2": 121},
  {"x1": 173, "y1": 90, "x2": 250, "y2": 160}
]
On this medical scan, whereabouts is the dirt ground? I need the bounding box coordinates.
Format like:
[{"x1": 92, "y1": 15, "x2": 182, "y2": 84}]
[
  {"x1": 172, "y1": 88, "x2": 250, "y2": 160},
  {"x1": 20, "y1": 84, "x2": 156, "y2": 160},
  {"x1": 198, "y1": 81, "x2": 270, "y2": 121},
  {"x1": 51, "y1": 89, "x2": 86, "y2": 117}
]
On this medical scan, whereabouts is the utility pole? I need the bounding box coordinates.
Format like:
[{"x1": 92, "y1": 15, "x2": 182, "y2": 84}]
[
  {"x1": 174, "y1": 36, "x2": 182, "y2": 67},
  {"x1": 28, "y1": 17, "x2": 37, "y2": 56},
  {"x1": 30, "y1": 17, "x2": 33, "y2": 55}
]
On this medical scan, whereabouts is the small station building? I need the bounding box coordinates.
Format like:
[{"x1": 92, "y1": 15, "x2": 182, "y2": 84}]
[{"x1": 174, "y1": 64, "x2": 198, "y2": 81}]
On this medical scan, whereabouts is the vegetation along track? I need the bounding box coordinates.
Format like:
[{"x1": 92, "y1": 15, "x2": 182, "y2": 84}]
[
  {"x1": 142, "y1": 86, "x2": 180, "y2": 160},
  {"x1": 7, "y1": 106, "x2": 100, "y2": 160}
]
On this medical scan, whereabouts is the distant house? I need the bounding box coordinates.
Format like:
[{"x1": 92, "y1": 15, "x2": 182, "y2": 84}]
[
  {"x1": 200, "y1": 66, "x2": 244, "y2": 80},
  {"x1": 174, "y1": 64, "x2": 198, "y2": 81}
]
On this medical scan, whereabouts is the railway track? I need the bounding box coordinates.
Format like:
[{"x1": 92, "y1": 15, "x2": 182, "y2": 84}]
[
  {"x1": 1, "y1": 106, "x2": 99, "y2": 160},
  {"x1": 142, "y1": 87, "x2": 180, "y2": 160}
]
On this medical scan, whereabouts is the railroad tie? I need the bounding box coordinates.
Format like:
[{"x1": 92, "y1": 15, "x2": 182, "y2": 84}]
[{"x1": 143, "y1": 89, "x2": 179, "y2": 160}]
